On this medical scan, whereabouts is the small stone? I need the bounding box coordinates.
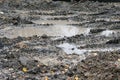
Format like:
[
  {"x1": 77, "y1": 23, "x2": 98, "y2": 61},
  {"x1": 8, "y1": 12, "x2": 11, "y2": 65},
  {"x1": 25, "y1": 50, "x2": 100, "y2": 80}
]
[
  {"x1": 84, "y1": 72, "x2": 93, "y2": 77},
  {"x1": 65, "y1": 70, "x2": 74, "y2": 77},
  {"x1": 0, "y1": 42, "x2": 4, "y2": 49},
  {"x1": 15, "y1": 42, "x2": 28, "y2": 48},
  {"x1": 41, "y1": 34, "x2": 49, "y2": 39},
  {"x1": 118, "y1": 59, "x2": 120, "y2": 62},
  {"x1": 19, "y1": 56, "x2": 29, "y2": 66},
  {"x1": 64, "y1": 69, "x2": 68, "y2": 72},
  {"x1": 0, "y1": 11, "x2": 4, "y2": 14},
  {"x1": 51, "y1": 70, "x2": 55, "y2": 75},
  {"x1": 45, "y1": 76, "x2": 48, "y2": 80},
  {"x1": 22, "y1": 67, "x2": 28, "y2": 72},
  {"x1": 115, "y1": 61, "x2": 120, "y2": 68},
  {"x1": 90, "y1": 29, "x2": 105, "y2": 34},
  {"x1": 92, "y1": 53, "x2": 98, "y2": 56},
  {"x1": 74, "y1": 75, "x2": 79, "y2": 80}
]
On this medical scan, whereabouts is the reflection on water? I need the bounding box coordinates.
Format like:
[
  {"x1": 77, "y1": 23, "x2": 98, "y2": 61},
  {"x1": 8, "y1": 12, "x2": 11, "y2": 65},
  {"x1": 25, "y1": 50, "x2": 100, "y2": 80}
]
[{"x1": 0, "y1": 25, "x2": 89, "y2": 38}]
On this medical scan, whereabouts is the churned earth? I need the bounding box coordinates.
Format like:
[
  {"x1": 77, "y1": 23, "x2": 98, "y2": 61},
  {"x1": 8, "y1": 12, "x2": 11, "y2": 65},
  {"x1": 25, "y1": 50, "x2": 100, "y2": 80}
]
[{"x1": 0, "y1": 0, "x2": 120, "y2": 80}]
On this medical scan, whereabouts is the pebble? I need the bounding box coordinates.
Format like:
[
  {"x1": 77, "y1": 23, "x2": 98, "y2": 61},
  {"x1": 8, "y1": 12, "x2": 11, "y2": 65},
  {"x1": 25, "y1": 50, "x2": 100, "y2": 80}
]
[
  {"x1": 0, "y1": 1, "x2": 120, "y2": 80},
  {"x1": 19, "y1": 56, "x2": 29, "y2": 66}
]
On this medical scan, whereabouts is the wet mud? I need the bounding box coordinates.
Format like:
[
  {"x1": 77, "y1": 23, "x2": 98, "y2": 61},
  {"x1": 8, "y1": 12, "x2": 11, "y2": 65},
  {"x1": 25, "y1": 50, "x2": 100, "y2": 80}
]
[{"x1": 0, "y1": 0, "x2": 120, "y2": 80}]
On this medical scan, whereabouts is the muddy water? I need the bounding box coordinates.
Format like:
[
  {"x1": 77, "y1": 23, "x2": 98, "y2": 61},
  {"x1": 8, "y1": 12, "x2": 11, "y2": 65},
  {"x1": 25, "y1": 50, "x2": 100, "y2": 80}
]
[
  {"x1": 32, "y1": 20, "x2": 79, "y2": 25},
  {"x1": 0, "y1": 9, "x2": 91, "y2": 38},
  {"x1": 0, "y1": 25, "x2": 90, "y2": 38},
  {"x1": 57, "y1": 43, "x2": 120, "y2": 55}
]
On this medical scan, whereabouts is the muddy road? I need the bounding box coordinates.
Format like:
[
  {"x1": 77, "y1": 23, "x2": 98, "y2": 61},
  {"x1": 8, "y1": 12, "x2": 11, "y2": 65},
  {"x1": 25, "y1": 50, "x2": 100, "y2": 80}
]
[{"x1": 0, "y1": 0, "x2": 120, "y2": 80}]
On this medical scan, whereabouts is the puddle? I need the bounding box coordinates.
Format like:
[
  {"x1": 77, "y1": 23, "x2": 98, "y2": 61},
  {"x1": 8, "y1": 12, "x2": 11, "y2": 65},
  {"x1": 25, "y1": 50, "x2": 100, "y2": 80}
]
[
  {"x1": 100, "y1": 30, "x2": 115, "y2": 37},
  {"x1": 57, "y1": 43, "x2": 87, "y2": 54},
  {"x1": 32, "y1": 20, "x2": 79, "y2": 25},
  {"x1": 0, "y1": 25, "x2": 89, "y2": 38},
  {"x1": 57, "y1": 43, "x2": 120, "y2": 54}
]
